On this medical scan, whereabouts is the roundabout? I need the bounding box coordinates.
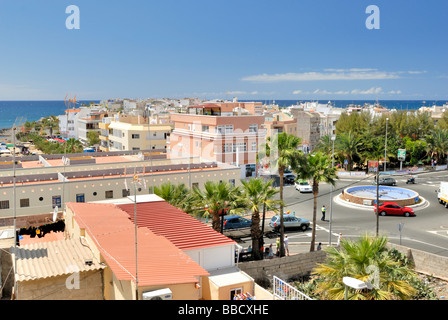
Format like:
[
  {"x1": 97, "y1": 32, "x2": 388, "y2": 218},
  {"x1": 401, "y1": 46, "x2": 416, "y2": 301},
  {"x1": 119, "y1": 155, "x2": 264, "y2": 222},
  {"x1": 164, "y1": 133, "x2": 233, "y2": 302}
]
[{"x1": 336, "y1": 185, "x2": 429, "y2": 211}]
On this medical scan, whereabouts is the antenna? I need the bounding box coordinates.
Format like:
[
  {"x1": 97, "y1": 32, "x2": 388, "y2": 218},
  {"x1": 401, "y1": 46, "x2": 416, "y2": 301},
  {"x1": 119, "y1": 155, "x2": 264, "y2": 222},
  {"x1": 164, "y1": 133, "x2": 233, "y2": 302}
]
[
  {"x1": 123, "y1": 166, "x2": 145, "y2": 300},
  {"x1": 12, "y1": 116, "x2": 24, "y2": 298}
]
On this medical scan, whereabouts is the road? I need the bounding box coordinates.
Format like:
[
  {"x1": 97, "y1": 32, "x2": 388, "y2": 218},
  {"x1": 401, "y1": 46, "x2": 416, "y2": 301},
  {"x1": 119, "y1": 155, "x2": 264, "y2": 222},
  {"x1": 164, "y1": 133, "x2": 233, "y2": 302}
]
[{"x1": 237, "y1": 170, "x2": 448, "y2": 257}]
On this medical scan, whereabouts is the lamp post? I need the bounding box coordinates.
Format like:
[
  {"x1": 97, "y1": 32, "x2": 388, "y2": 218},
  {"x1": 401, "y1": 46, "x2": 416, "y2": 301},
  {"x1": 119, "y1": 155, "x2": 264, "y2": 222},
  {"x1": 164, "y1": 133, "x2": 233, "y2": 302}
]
[
  {"x1": 328, "y1": 135, "x2": 336, "y2": 246},
  {"x1": 343, "y1": 277, "x2": 372, "y2": 300},
  {"x1": 384, "y1": 118, "x2": 389, "y2": 172}
]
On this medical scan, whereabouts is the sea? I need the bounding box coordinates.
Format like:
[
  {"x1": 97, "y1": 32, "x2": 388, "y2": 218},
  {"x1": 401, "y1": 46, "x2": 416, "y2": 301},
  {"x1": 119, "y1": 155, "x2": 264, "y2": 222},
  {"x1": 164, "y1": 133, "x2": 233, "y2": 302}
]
[{"x1": 0, "y1": 99, "x2": 445, "y2": 130}]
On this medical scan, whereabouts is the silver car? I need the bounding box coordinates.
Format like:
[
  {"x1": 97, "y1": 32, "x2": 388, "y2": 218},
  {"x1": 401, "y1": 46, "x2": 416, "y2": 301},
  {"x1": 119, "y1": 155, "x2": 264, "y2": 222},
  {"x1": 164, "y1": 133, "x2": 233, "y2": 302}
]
[{"x1": 269, "y1": 214, "x2": 310, "y2": 232}]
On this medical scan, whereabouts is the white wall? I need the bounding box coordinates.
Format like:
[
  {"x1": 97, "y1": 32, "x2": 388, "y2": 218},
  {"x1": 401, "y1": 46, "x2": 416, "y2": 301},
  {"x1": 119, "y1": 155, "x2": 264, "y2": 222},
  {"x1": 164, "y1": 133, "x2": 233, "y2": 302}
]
[{"x1": 185, "y1": 244, "x2": 235, "y2": 271}]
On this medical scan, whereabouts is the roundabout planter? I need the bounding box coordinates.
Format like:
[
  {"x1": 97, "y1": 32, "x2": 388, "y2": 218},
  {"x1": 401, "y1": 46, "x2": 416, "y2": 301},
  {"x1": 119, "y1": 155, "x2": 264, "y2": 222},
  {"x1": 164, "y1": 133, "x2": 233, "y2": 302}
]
[{"x1": 342, "y1": 185, "x2": 420, "y2": 207}]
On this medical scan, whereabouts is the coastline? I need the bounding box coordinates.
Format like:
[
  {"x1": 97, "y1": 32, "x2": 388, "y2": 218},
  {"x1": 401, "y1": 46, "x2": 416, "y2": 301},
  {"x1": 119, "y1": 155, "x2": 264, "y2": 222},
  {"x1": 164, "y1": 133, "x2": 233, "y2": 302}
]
[{"x1": 0, "y1": 127, "x2": 12, "y2": 144}]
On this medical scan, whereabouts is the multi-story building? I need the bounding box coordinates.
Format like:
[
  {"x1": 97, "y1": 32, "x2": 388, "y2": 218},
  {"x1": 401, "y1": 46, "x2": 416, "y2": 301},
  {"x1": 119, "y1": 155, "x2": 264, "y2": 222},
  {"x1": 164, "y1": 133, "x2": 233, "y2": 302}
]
[
  {"x1": 169, "y1": 103, "x2": 265, "y2": 178},
  {"x1": 289, "y1": 109, "x2": 321, "y2": 152},
  {"x1": 57, "y1": 107, "x2": 91, "y2": 139},
  {"x1": 108, "y1": 114, "x2": 173, "y2": 152},
  {"x1": 77, "y1": 109, "x2": 109, "y2": 145}
]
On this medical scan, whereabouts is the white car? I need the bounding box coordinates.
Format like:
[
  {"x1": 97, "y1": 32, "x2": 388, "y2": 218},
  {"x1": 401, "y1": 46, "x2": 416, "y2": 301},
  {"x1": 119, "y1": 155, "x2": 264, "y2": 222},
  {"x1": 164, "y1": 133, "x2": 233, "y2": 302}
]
[{"x1": 295, "y1": 180, "x2": 312, "y2": 193}]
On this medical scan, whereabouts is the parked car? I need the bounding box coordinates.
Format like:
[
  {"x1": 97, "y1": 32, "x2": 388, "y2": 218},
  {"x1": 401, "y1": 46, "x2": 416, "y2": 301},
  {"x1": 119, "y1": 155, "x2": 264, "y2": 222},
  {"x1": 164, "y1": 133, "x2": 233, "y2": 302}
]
[
  {"x1": 374, "y1": 202, "x2": 415, "y2": 217},
  {"x1": 269, "y1": 214, "x2": 310, "y2": 231},
  {"x1": 283, "y1": 172, "x2": 296, "y2": 184},
  {"x1": 295, "y1": 180, "x2": 312, "y2": 193},
  {"x1": 372, "y1": 177, "x2": 397, "y2": 186},
  {"x1": 223, "y1": 215, "x2": 252, "y2": 229}
]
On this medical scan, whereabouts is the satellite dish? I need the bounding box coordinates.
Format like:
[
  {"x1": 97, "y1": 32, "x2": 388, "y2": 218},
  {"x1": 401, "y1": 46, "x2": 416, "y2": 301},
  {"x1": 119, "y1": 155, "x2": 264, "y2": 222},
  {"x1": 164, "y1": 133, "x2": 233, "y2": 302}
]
[{"x1": 53, "y1": 206, "x2": 58, "y2": 222}]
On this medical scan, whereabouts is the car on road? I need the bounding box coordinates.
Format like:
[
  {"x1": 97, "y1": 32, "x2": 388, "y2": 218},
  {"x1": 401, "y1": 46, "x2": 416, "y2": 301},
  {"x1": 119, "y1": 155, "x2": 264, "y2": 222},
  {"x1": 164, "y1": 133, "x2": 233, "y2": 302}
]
[
  {"x1": 223, "y1": 215, "x2": 252, "y2": 229},
  {"x1": 372, "y1": 177, "x2": 397, "y2": 186},
  {"x1": 374, "y1": 202, "x2": 415, "y2": 217},
  {"x1": 269, "y1": 214, "x2": 310, "y2": 231},
  {"x1": 283, "y1": 172, "x2": 296, "y2": 184},
  {"x1": 295, "y1": 180, "x2": 312, "y2": 193}
]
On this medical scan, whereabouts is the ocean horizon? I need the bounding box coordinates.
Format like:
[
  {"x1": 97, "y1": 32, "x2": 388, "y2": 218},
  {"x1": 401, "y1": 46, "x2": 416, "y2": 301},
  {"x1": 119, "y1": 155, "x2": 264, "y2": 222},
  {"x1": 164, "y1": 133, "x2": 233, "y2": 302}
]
[{"x1": 0, "y1": 99, "x2": 446, "y2": 130}]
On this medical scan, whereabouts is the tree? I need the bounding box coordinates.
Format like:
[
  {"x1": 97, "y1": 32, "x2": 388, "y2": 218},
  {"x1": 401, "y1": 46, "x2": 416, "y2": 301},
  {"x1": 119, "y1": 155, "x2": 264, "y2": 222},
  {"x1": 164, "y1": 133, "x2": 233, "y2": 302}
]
[
  {"x1": 153, "y1": 182, "x2": 193, "y2": 214},
  {"x1": 292, "y1": 152, "x2": 337, "y2": 252},
  {"x1": 65, "y1": 138, "x2": 83, "y2": 153},
  {"x1": 239, "y1": 178, "x2": 282, "y2": 260},
  {"x1": 312, "y1": 235, "x2": 419, "y2": 300},
  {"x1": 336, "y1": 131, "x2": 362, "y2": 171},
  {"x1": 87, "y1": 130, "x2": 100, "y2": 146},
  {"x1": 41, "y1": 115, "x2": 59, "y2": 137},
  {"x1": 265, "y1": 132, "x2": 303, "y2": 257},
  {"x1": 424, "y1": 128, "x2": 448, "y2": 164},
  {"x1": 191, "y1": 181, "x2": 244, "y2": 233}
]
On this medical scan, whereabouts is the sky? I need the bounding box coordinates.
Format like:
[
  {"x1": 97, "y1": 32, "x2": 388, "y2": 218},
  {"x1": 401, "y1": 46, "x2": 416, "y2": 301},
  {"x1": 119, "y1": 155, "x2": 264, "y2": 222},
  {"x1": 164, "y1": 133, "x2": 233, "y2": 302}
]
[{"x1": 0, "y1": 0, "x2": 447, "y2": 101}]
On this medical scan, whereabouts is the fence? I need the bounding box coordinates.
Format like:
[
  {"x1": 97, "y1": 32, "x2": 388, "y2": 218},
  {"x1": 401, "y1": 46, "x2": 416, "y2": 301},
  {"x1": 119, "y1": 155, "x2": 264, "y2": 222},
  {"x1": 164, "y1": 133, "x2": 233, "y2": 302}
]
[{"x1": 272, "y1": 276, "x2": 312, "y2": 300}]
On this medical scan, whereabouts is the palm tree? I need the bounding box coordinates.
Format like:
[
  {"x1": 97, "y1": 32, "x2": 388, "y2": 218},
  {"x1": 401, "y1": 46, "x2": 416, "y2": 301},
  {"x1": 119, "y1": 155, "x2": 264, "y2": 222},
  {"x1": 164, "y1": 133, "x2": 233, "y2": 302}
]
[
  {"x1": 154, "y1": 182, "x2": 193, "y2": 214},
  {"x1": 265, "y1": 132, "x2": 303, "y2": 257},
  {"x1": 425, "y1": 128, "x2": 448, "y2": 164},
  {"x1": 292, "y1": 152, "x2": 337, "y2": 252},
  {"x1": 336, "y1": 131, "x2": 362, "y2": 171},
  {"x1": 65, "y1": 138, "x2": 83, "y2": 153},
  {"x1": 42, "y1": 115, "x2": 59, "y2": 137},
  {"x1": 191, "y1": 181, "x2": 244, "y2": 233},
  {"x1": 312, "y1": 234, "x2": 418, "y2": 300},
  {"x1": 239, "y1": 178, "x2": 282, "y2": 260}
]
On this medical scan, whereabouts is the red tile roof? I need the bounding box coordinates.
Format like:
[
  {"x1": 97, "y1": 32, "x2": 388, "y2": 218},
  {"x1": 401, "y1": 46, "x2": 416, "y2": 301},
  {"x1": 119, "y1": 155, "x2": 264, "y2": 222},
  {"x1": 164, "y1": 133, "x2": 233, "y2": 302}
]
[
  {"x1": 67, "y1": 202, "x2": 209, "y2": 286},
  {"x1": 117, "y1": 200, "x2": 236, "y2": 251}
]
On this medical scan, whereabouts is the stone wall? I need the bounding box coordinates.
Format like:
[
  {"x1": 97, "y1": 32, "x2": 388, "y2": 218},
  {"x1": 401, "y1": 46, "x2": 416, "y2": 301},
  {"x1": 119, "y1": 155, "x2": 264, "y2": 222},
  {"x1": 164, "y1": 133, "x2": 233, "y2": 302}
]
[
  {"x1": 387, "y1": 243, "x2": 448, "y2": 281},
  {"x1": 238, "y1": 250, "x2": 327, "y2": 286}
]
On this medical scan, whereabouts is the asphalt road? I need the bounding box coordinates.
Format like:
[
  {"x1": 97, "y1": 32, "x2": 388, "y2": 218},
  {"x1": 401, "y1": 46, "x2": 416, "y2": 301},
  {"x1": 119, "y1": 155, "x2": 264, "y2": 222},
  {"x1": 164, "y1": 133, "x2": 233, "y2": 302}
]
[{"x1": 238, "y1": 170, "x2": 448, "y2": 257}]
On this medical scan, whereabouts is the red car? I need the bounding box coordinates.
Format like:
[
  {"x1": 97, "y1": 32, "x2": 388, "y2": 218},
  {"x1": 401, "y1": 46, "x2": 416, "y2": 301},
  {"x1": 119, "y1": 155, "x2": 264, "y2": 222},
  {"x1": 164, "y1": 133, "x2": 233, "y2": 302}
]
[{"x1": 374, "y1": 202, "x2": 415, "y2": 217}]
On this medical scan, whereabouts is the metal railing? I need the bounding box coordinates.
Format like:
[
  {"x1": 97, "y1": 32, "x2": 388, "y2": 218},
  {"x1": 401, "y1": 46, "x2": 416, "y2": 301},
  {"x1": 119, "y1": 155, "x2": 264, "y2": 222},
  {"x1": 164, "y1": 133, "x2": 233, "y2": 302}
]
[{"x1": 273, "y1": 276, "x2": 313, "y2": 300}]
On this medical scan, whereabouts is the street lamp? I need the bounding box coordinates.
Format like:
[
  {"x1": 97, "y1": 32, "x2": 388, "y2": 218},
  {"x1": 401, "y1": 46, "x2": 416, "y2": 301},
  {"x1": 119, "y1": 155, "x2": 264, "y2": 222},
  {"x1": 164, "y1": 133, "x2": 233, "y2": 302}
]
[
  {"x1": 384, "y1": 118, "x2": 389, "y2": 172},
  {"x1": 328, "y1": 134, "x2": 336, "y2": 246}
]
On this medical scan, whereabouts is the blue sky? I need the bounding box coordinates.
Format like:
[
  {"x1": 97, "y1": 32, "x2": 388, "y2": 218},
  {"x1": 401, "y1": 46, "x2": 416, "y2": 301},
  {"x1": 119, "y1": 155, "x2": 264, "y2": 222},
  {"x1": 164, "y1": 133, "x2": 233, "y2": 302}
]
[{"x1": 0, "y1": 0, "x2": 447, "y2": 101}]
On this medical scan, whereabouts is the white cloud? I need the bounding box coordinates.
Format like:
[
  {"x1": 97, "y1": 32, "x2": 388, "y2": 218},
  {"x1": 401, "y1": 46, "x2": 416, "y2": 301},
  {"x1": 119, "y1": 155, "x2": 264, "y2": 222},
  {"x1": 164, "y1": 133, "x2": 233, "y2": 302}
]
[
  {"x1": 351, "y1": 87, "x2": 383, "y2": 95},
  {"x1": 292, "y1": 87, "x2": 404, "y2": 96},
  {"x1": 241, "y1": 69, "x2": 401, "y2": 82}
]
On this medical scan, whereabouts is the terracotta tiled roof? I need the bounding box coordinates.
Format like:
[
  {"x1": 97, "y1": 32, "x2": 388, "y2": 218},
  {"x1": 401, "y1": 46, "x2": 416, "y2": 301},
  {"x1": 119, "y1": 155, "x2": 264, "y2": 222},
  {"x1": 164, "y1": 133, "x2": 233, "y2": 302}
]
[
  {"x1": 67, "y1": 202, "x2": 209, "y2": 286},
  {"x1": 12, "y1": 238, "x2": 105, "y2": 282},
  {"x1": 117, "y1": 201, "x2": 236, "y2": 251}
]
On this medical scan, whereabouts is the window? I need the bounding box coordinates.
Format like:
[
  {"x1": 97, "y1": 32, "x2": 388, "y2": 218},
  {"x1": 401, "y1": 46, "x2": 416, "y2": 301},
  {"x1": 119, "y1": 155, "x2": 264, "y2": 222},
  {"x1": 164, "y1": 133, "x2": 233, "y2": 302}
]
[
  {"x1": 251, "y1": 141, "x2": 257, "y2": 151},
  {"x1": 131, "y1": 134, "x2": 140, "y2": 139},
  {"x1": 122, "y1": 189, "x2": 130, "y2": 197},
  {"x1": 0, "y1": 200, "x2": 10, "y2": 209},
  {"x1": 52, "y1": 196, "x2": 61, "y2": 209},
  {"x1": 223, "y1": 143, "x2": 233, "y2": 153},
  {"x1": 202, "y1": 125, "x2": 209, "y2": 132},
  {"x1": 192, "y1": 182, "x2": 199, "y2": 189},
  {"x1": 249, "y1": 124, "x2": 258, "y2": 133},
  {"x1": 20, "y1": 198, "x2": 30, "y2": 208},
  {"x1": 76, "y1": 194, "x2": 85, "y2": 203},
  {"x1": 230, "y1": 288, "x2": 243, "y2": 300},
  {"x1": 216, "y1": 125, "x2": 233, "y2": 134},
  {"x1": 233, "y1": 142, "x2": 247, "y2": 152},
  {"x1": 105, "y1": 190, "x2": 113, "y2": 199}
]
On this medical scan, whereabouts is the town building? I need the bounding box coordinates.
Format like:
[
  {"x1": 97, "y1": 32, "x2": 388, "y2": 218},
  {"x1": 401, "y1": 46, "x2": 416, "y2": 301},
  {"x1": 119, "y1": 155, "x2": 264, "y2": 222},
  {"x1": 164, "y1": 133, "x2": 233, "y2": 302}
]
[
  {"x1": 107, "y1": 114, "x2": 173, "y2": 152},
  {"x1": 57, "y1": 107, "x2": 91, "y2": 139},
  {"x1": 0, "y1": 150, "x2": 241, "y2": 227},
  {"x1": 169, "y1": 103, "x2": 266, "y2": 178},
  {"x1": 6, "y1": 194, "x2": 266, "y2": 300}
]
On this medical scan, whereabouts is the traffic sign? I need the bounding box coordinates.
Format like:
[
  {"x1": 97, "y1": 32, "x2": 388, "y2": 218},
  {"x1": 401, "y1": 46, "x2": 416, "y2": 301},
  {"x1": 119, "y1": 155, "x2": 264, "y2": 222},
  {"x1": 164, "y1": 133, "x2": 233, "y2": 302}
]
[{"x1": 398, "y1": 149, "x2": 406, "y2": 161}]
